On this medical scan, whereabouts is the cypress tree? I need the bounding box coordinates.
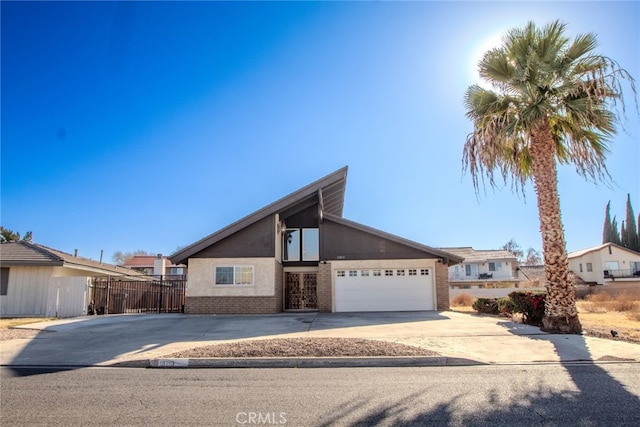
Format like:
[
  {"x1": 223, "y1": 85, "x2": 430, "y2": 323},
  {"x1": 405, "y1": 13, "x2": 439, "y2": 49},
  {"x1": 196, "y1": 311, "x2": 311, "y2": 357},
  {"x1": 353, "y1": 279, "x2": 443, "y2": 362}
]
[
  {"x1": 602, "y1": 201, "x2": 612, "y2": 244},
  {"x1": 624, "y1": 194, "x2": 639, "y2": 251},
  {"x1": 611, "y1": 216, "x2": 621, "y2": 245}
]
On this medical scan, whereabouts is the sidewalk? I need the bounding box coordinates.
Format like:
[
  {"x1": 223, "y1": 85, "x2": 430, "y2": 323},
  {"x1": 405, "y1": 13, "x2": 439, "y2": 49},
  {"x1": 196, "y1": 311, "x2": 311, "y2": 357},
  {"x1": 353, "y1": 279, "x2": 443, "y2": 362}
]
[{"x1": 2, "y1": 311, "x2": 639, "y2": 368}]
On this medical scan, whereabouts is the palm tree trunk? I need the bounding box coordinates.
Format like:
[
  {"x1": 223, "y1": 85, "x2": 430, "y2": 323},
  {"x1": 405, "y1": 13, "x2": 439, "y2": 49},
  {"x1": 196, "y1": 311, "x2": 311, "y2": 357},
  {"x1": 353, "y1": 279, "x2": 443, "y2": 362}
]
[{"x1": 530, "y1": 119, "x2": 582, "y2": 334}]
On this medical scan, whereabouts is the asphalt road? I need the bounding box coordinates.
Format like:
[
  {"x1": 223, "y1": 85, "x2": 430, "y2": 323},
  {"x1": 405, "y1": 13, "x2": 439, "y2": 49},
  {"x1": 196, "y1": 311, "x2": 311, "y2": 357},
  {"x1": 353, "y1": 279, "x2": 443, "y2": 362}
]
[{"x1": 2, "y1": 364, "x2": 639, "y2": 426}]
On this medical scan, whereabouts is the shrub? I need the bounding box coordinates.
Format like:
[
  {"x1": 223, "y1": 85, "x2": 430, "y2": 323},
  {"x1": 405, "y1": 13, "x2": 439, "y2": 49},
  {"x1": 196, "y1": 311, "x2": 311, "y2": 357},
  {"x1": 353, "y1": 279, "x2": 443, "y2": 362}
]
[
  {"x1": 451, "y1": 293, "x2": 475, "y2": 307},
  {"x1": 508, "y1": 291, "x2": 546, "y2": 326},
  {"x1": 497, "y1": 297, "x2": 515, "y2": 315},
  {"x1": 472, "y1": 298, "x2": 499, "y2": 314}
]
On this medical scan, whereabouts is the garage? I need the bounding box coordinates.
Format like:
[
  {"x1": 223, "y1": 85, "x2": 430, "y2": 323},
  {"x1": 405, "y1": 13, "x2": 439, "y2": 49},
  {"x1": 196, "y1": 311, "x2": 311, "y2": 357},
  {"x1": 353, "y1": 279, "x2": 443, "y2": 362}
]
[{"x1": 334, "y1": 267, "x2": 434, "y2": 312}]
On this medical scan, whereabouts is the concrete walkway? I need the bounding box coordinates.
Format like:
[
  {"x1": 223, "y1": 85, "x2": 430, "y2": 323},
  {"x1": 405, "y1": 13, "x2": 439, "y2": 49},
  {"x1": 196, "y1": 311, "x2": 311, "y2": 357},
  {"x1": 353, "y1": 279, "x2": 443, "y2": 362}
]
[{"x1": 1, "y1": 311, "x2": 638, "y2": 367}]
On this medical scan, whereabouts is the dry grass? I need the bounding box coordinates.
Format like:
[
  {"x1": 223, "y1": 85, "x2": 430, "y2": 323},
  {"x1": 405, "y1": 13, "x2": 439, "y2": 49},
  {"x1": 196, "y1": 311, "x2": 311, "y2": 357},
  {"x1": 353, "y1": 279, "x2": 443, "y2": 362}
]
[
  {"x1": 450, "y1": 293, "x2": 475, "y2": 307},
  {"x1": 0, "y1": 318, "x2": 55, "y2": 330},
  {"x1": 577, "y1": 292, "x2": 640, "y2": 343},
  {"x1": 448, "y1": 291, "x2": 640, "y2": 343}
]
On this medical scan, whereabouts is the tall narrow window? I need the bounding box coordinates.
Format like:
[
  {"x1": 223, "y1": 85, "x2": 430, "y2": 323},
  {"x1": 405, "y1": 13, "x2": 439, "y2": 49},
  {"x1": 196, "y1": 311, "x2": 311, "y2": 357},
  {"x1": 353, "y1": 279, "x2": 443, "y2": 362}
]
[
  {"x1": 302, "y1": 228, "x2": 319, "y2": 261},
  {"x1": 283, "y1": 229, "x2": 300, "y2": 261}
]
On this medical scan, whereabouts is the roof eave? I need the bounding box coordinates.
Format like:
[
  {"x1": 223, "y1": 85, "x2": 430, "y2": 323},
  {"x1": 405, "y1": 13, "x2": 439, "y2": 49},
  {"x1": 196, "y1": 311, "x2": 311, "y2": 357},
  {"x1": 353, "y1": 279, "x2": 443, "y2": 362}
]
[
  {"x1": 323, "y1": 214, "x2": 464, "y2": 265},
  {"x1": 170, "y1": 167, "x2": 348, "y2": 265}
]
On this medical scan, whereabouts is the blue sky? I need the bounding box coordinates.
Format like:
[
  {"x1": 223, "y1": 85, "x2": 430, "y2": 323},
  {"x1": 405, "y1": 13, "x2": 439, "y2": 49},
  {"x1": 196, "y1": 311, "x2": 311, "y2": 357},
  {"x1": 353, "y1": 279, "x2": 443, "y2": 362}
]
[{"x1": 2, "y1": 1, "x2": 638, "y2": 263}]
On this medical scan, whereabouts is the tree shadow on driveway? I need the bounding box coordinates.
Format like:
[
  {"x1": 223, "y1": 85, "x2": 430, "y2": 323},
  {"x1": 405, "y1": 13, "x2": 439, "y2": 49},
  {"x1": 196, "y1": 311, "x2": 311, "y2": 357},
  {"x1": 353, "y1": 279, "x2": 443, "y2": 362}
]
[{"x1": 1, "y1": 311, "x2": 450, "y2": 375}]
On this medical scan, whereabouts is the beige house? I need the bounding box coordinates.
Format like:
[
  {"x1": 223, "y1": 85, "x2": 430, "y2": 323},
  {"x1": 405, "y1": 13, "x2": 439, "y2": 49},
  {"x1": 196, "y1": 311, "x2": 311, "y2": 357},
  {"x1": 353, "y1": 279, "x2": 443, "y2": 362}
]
[
  {"x1": 170, "y1": 167, "x2": 462, "y2": 314},
  {"x1": 0, "y1": 242, "x2": 142, "y2": 318},
  {"x1": 568, "y1": 243, "x2": 640, "y2": 285},
  {"x1": 441, "y1": 247, "x2": 519, "y2": 289}
]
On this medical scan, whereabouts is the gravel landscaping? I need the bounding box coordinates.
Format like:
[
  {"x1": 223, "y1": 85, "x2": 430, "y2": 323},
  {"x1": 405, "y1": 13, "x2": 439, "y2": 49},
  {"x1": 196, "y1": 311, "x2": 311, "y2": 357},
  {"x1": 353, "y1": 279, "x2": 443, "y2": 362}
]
[{"x1": 168, "y1": 338, "x2": 440, "y2": 358}]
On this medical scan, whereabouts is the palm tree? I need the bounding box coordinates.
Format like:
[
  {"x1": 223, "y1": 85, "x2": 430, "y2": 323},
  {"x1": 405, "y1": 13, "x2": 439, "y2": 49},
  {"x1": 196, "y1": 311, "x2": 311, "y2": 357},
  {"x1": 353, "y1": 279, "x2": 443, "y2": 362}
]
[{"x1": 463, "y1": 20, "x2": 636, "y2": 334}]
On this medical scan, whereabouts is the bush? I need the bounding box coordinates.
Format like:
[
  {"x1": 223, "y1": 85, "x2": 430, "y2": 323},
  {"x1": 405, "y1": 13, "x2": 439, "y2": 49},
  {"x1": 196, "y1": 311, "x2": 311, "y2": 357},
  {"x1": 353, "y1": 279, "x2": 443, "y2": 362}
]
[
  {"x1": 451, "y1": 293, "x2": 475, "y2": 307},
  {"x1": 497, "y1": 297, "x2": 515, "y2": 315},
  {"x1": 472, "y1": 298, "x2": 499, "y2": 314},
  {"x1": 508, "y1": 291, "x2": 546, "y2": 326},
  {"x1": 471, "y1": 292, "x2": 546, "y2": 326}
]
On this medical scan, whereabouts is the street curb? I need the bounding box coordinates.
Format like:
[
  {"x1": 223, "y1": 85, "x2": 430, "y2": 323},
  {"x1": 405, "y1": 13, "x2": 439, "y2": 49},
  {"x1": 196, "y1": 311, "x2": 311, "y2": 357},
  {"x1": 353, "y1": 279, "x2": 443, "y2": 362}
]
[{"x1": 142, "y1": 356, "x2": 486, "y2": 368}]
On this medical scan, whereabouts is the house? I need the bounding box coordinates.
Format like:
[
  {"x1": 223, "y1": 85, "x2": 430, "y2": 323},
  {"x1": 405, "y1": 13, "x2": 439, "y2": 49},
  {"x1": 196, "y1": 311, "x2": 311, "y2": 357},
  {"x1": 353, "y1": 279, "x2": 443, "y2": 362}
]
[
  {"x1": 170, "y1": 167, "x2": 462, "y2": 314},
  {"x1": 441, "y1": 247, "x2": 519, "y2": 289},
  {"x1": 122, "y1": 255, "x2": 187, "y2": 276},
  {"x1": 568, "y1": 243, "x2": 640, "y2": 285},
  {"x1": 0, "y1": 241, "x2": 142, "y2": 318}
]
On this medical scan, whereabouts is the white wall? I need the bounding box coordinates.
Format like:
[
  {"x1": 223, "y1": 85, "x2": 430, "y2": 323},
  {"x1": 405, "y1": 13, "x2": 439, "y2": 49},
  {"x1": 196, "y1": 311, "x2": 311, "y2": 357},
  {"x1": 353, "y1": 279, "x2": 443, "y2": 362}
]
[
  {"x1": 0, "y1": 266, "x2": 89, "y2": 317},
  {"x1": 570, "y1": 245, "x2": 640, "y2": 284},
  {"x1": 187, "y1": 257, "x2": 276, "y2": 297}
]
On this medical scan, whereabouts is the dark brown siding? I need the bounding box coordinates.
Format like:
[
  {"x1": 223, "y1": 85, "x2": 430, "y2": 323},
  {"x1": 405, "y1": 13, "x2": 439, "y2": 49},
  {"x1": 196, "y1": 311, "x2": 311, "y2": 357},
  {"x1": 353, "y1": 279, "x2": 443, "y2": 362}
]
[
  {"x1": 321, "y1": 220, "x2": 435, "y2": 260},
  {"x1": 281, "y1": 204, "x2": 319, "y2": 228},
  {"x1": 192, "y1": 216, "x2": 275, "y2": 258}
]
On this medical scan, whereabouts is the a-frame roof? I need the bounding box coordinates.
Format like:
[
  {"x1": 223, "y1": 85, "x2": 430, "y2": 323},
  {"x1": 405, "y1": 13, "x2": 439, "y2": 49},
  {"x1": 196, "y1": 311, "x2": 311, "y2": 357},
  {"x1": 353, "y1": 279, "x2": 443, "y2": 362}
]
[
  {"x1": 170, "y1": 167, "x2": 348, "y2": 265},
  {"x1": 324, "y1": 214, "x2": 463, "y2": 265}
]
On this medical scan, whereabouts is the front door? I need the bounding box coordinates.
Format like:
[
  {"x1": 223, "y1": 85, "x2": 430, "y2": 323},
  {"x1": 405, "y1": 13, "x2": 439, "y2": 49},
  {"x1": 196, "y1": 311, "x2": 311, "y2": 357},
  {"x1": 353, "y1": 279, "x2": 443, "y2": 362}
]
[{"x1": 285, "y1": 272, "x2": 318, "y2": 310}]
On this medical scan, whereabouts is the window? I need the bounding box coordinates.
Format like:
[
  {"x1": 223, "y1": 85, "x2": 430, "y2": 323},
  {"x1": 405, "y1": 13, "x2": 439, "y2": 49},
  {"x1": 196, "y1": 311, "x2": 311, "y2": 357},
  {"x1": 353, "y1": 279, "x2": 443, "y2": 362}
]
[
  {"x1": 169, "y1": 267, "x2": 184, "y2": 275},
  {"x1": 421, "y1": 269, "x2": 429, "y2": 276},
  {"x1": 361, "y1": 270, "x2": 370, "y2": 277},
  {"x1": 373, "y1": 270, "x2": 381, "y2": 277},
  {"x1": 283, "y1": 228, "x2": 319, "y2": 261},
  {"x1": 409, "y1": 269, "x2": 417, "y2": 276},
  {"x1": 302, "y1": 229, "x2": 319, "y2": 261},
  {"x1": 397, "y1": 269, "x2": 405, "y2": 276},
  {"x1": 579, "y1": 263, "x2": 583, "y2": 273},
  {"x1": 488, "y1": 262, "x2": 502, "y2": 272},
  {"x1": 586, "y1": 263, "x2": 593, "y2": 272},
  {"x1": 349, "y1": 270, "x2": 357, "y2": 277},
  {"x1": 1, "y1": 268, "x2": 8, "y2": 296},
  {"x1": 283, "y1": 229, "x2": 301, "y2": 261},
  {"x1": 385, "y1": 270, "x2": 393, "y2": 276},
  {"x1": 215, "y1": 266, "x2": 254, "y2": 285},
  {"x1": 464, "y1": 264, "x2": 477, "y2": 276},
  {"x1": 337, "y1": 270, "x2": 345, "y2": 277},
  {"x1": 605, "y1": 261, "x2": 619, "y2": 271}
]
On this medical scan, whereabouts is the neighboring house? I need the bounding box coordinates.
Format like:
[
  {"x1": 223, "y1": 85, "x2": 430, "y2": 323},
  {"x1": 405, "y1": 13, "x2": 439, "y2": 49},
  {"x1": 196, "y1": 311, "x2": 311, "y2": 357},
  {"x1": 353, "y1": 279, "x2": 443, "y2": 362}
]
[
  {"x1": 170, "y1": 167, "x2": 462, "y2": 314},
  {"x1": 441, "y1": 247, "x2": 519, "y2": 289},
  {"x1": 0, "y1": 241, "x2": 142, "y2": 318},
  {"x1": 122, "y1": 255, "x2": 187, "y2": 276},
  {"x1": 568, "y1": 243, "x2": 640, "y2": 285}
]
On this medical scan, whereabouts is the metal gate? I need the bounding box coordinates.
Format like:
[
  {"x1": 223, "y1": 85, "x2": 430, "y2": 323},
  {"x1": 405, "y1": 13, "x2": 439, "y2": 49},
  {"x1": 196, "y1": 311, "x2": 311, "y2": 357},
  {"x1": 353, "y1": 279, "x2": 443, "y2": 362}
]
[
  {"x1": 89, "y1": 275, "x2": 186, "y2": 315},
  {"x1": 285, "y1": 272, "x2": 318, "y2": 310}
]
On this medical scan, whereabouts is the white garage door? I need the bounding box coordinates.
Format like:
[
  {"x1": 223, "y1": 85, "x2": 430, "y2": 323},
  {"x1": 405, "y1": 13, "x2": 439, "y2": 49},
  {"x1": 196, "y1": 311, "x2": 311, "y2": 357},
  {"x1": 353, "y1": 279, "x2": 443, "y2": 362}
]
[{"x1": 335, "y1": 268, "x2": 434, "y2": 312}]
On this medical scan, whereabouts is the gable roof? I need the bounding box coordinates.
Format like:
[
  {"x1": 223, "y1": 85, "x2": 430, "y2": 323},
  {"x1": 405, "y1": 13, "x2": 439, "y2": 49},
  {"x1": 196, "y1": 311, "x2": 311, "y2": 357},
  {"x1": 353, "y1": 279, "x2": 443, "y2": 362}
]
[
  {"x1": 440, "y1": 247, "x2": 518, "y2": 263},
  {"x1": 568, "y1": 242, "x2": 640, "y2": 259},
  {"x1": 325, "y1": 214, "x2": 463, "y2": 265},
  {"x1": 170, "y1": 167, "x2": 348, "y2": 265},
  {"x1": 0, "y1": 241, "x2": 143, "y2": 277}
]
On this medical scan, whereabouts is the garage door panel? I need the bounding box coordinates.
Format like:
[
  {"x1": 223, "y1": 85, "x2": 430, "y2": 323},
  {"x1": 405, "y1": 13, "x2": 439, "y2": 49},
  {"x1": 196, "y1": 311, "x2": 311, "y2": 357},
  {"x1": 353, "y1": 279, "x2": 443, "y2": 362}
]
[{"x1": 335, "y1": 268, "x2": 434, "y2": 312}]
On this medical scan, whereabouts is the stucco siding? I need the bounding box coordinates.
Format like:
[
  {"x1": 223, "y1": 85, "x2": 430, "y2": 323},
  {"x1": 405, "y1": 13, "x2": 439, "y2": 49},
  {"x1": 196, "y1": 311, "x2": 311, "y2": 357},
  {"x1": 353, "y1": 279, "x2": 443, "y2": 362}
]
[{"x1": 186, "y1": 257, "x2": 277, "y2": 297}]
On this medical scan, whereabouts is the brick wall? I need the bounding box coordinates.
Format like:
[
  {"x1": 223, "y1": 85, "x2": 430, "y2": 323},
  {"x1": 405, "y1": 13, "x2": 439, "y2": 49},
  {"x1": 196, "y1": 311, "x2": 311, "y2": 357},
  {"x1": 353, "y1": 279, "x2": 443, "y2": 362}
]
[
  {"x1": 317, "y1": 262, "x2": 333, "y2": 312},
  {"x1": 435, "y1": 262, "x2": 450, "y2": 311},
  {"x1": 184, "y1": 296, "x2": 280, "y2": 314}
]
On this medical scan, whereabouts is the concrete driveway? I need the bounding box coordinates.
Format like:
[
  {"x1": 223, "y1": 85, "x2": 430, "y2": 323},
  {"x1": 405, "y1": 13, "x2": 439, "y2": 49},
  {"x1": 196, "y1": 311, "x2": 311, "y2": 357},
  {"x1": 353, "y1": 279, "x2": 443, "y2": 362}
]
[{"x1": 1, "y1": 311, "x2": 638, "y2": 367}]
